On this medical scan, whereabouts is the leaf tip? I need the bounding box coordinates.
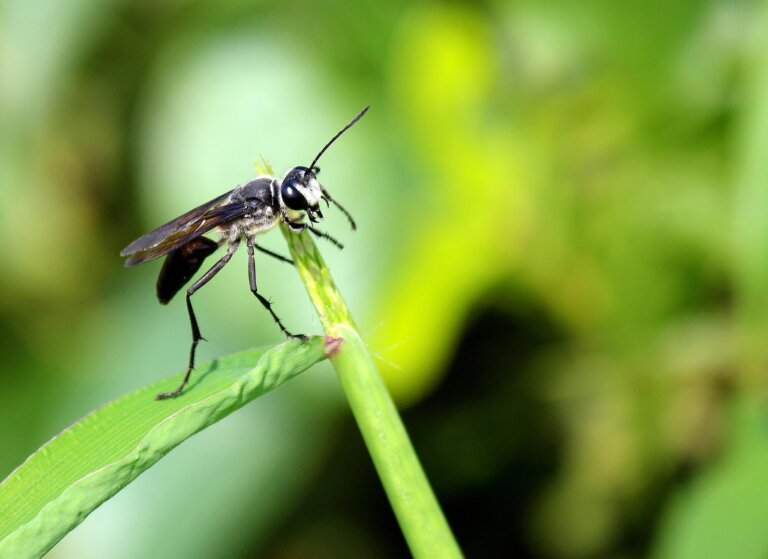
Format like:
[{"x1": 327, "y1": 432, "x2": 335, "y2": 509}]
[{"x1": 324, "y1": 336, "x2": 344, "y2": 357}]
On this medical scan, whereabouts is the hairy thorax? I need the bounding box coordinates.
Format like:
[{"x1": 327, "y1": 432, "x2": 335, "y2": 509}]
[
  {"x1": 218, "y1": 177, "x2": 281, "y2": 243},
  {"x1": 220, "y1": 208, "x2": 278, "y2": 244}
]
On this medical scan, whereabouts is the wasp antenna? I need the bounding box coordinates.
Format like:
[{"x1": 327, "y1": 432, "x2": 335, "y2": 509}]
[{"x1": 309, "y1": 106, "x2": 369, "y2": 170}]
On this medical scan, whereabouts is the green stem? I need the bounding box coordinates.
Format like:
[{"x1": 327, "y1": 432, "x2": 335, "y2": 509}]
[{"x1": 282, "y1": 226, "x2": 463, "y2": 558}]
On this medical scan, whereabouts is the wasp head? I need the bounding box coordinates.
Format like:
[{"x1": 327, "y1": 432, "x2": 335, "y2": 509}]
[
  {"x1": 280, "y1": 166, "x2": 326, "y2": 223},
  {"x1": 280, "y1": 105, "x2": 369, "y2": 230}
]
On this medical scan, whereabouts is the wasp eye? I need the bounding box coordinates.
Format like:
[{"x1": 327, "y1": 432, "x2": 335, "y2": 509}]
[{"x1": 281, "y1": 181, "x2": 308, "y2": 211}]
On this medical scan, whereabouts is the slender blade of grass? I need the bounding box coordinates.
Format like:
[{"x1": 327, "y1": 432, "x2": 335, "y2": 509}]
[
  {"x1": 0, "y1": 337, "x2": 328, "y2": 559},
  {"x1": 282, "y1": 226, "x2": 463, "y2": 558}
]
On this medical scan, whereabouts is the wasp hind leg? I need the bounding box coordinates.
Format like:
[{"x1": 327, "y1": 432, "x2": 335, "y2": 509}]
[{"x1": 156, "y1": 240, "x2": 240, "y2": 400}]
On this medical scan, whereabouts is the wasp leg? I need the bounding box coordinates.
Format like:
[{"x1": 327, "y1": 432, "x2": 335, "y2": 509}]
[
  {"x1": 156, "y1": 240, "x2": 240, "y2": 400},
  {"x1": 285, "y1": 220, "x2": 344, "y2": 249},
  {"x1": 253, "y1": 243, "x2": 294, "y2": 265},
  {"x1": 320, "y1": 187, "x2": 357, "y2": 231},
  {"x1": 247, "y1": 238, "x2": 307, "y2": 341}
]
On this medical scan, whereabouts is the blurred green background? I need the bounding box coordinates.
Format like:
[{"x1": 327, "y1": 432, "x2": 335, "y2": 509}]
[{"x1": 2, "y1": 0, "x2": 768, "y2": 557}]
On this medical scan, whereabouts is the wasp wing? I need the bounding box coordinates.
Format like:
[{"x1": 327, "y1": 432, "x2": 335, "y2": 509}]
[
  {"x1": 121, "y1": 191, "x2": 245, "y2": 267},
  {"x1": 121, "y1": 191, "x2": 232, "y2": 255}
]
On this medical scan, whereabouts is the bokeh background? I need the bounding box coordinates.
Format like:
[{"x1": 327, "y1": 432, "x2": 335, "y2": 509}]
[{"x1": 2, "y1": 0, "x2": 768, "y2": 557}]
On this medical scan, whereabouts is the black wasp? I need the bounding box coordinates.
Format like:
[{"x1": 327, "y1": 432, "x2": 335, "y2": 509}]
[{"x1": 121, "y1": 106, "x2": 368, "y2": 399}]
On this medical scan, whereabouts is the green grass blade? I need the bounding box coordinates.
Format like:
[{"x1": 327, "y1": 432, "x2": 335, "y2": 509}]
[
  {"x1": 0, "y1": 336, "x2": 329, "y2": 559},
  {"x1": 282, "y1": 227, "x2": 463, "y2": 558}
]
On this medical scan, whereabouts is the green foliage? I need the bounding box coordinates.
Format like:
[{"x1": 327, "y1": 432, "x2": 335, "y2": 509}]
[
  {"x1": 654, "y1": 400, "x2": 768, "y2": 559},
  {"x1": 282, "y1": 226, "x2": 463, "y2": 558},
  {"x1": 0, "y1": 338, "x2": 328, "y2": 558},
  {"x1": 2, "y1": 0, "x2": 768, "y2": 556}
]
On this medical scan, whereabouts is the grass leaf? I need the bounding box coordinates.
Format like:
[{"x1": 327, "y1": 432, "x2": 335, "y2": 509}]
[
  {"x1": 282, "y1": 227, "x2": 463, "y2": 558},
  {"x1": 0, "y1": 336, "x2": 329, "y2": 559}
]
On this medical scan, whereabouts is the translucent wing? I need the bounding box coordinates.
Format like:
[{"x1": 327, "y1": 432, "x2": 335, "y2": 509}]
[{"x1": 121, "y1": 191, "x2": 244, "y2": 267}]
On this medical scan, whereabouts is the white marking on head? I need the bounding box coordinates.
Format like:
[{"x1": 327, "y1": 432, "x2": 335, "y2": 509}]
[{"x1": 297, "y1": 174, "x2": 323, "y2": 207}]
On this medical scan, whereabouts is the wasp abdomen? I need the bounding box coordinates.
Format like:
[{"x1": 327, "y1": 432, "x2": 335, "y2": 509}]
[{"x1": 156, "y1": 237, "x2": 219, "y2": 304}]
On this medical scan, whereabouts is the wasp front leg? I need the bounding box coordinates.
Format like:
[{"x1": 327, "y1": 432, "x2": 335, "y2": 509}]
[{"x1": 284, "y1": 215, "x2": 344, "y2": 249}]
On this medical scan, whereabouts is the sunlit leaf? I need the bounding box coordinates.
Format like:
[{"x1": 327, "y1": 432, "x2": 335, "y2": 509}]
[{"x1": 0, "y1": 337, "x2": 328, "y2": 559}]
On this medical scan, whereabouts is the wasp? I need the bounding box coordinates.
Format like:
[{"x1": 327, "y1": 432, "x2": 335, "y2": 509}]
[{"x1": 121, "y1": 107, "x2": 368, "y2": 399}]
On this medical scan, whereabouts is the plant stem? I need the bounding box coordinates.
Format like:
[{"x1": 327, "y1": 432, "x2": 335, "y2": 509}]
[{"x1": 282, "y1": 226, "x2": 463, "y2": 558}]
